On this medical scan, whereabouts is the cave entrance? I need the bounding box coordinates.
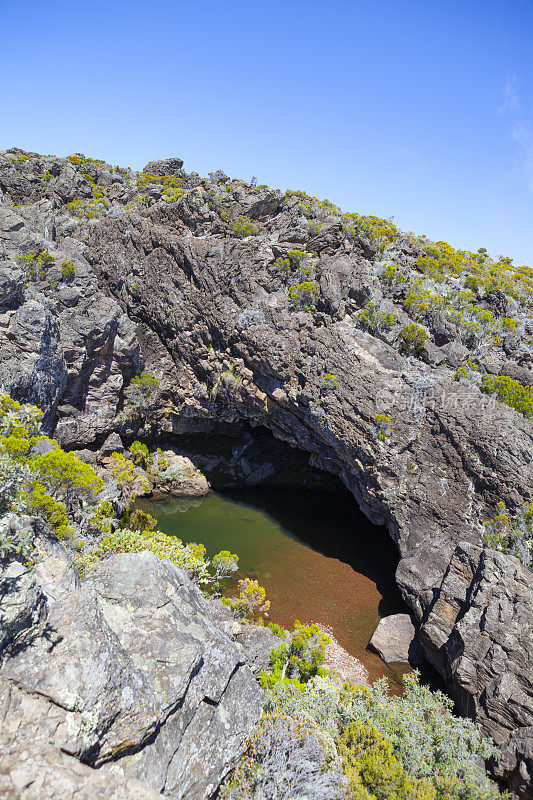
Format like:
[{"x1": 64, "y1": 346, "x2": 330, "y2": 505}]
[{"x1": 138, "y1": 423, "x2": 420, "y2": 689}]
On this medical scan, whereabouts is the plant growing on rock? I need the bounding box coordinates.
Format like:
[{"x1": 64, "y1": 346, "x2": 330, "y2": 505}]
[
  {"x1": 123, "y1": 371, "x2": 159, "y2": 415},
  {"x1": 480, "y1": 374, "x2": 533, "y2": 419},
  {"x1": 259, "y1": 622, "x2": 329, "y2": 689},
  {"x1": 129, "y1": 440, "x2": 151, "y2": 470},
  {"x1": 223, "y1": 577, "x2": 271, "y2": 620},
  {"x1": 400, "y1": 323, "x2": 428, "y2": 355},
  {"x1": 19, "y1": 249, "x2": 55, "y2": 282},
  {"x1": 374, "y1": 413, "x2": 392, "y2": 441},
  {"x1": 60, "y1": 260, "x2": 75, "y2": 281},
  {"x1": 231, "y1": 215, "x2": 259, "y2": 238},
  {"x1": 483, "y1": 501, "x2": 532, "y2": 567},
  {"x1": 287, "y1": 280, "x2": 319, "y2": 310},
  {"x1": 358, "y1": 301, "x2": 398, "y2": 333}
]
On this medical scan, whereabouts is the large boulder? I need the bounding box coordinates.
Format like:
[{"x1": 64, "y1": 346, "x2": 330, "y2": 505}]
[
  {"x1": 0, "y1": 550, "x2": 263, "y2": 800},
  {"x1": 369, "y1": 613, "x2": 424, "y2": 665}
]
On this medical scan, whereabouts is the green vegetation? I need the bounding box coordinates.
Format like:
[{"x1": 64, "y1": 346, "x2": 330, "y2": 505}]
[
  {"x1": 123, "y1": 371, "x2": 159, "y2": 415},
  {"x1": 136, "y1": 172, "x2": 183, "y2": 194},
  {"x1": 400, "y1": 323, "x2": 428, "y2": 355},
  {"x1": 287, "y1": 280, "x2": 319, "y2": 309},
  {"x1": 358, "y1": 301, "x2": 397, "y2": 333},
  {"x1": 65, "y1": 196, "x2": 109, "y2": 220},
  {"x1": 380, "y1": 263, "x2": 407, "y2": 286},
  {"x1": 19, "y1": 250, "x2": 55, "y2": 282},
  {"x1": 0, "y1": 391, "x2": 249, "y2": 604},
  {"x1": 416, "y1": 240, "x2": 533, "y2": 306},
  {"x1": 480, "y1": 374, "x2": 533, "y2": 419},
  {"x1": 343, "y1": 213, "x2": 398, "y2": 250},
  {"x1": 339, "y1": 720, "x2": 435, "y2": 799},
  {"x1": 222, "y1": 577, "x2": 271, "y2": 619},
  {"x1": 0, "y1": 392, "x2": 102, "y2": 553},
  {"x1": 259, "y1": 621, "x2": 329, "y2": 690},
  {"x1": 374, "y1": 413, "x2": 392, "y2": 441},
  {"x1": 60, "y1": 260, "x2": 75, "y2": 281},
  {"x1": 483, "y1": 501, "x2": 532, "y2": 567},
  {"x1": 231, "y1": 215, "x2": 259, "y2": 238},
  {"x1": 222, "y1": 671, "x2": 501, "y2": 800}
]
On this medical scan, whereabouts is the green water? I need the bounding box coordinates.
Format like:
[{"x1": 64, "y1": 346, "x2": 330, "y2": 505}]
[{"x1": 139, "y1": 487, "x2": 411, "y2": 686}]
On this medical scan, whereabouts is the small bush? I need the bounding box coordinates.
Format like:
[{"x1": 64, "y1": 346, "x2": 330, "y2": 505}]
[
  {"x1": 231, "y1": 215, "x2": 259, "y2": 238},
  {"x1": 260, "y1": 621, "x2": 329, "y2": 689},
  {"x1": 61, "y1": 260, "x2": 75, "y2": 281},
  {"x1": 380, "y1": 263, "x2": 407, "y2": 286},
  {"x1": 374, "y1": 413, "x2": 392, "y2": 441},
  {"x1": 124, "y1": 371, "x2": 159, "y2": 415},
  {"x1": 287, "y1": 281, "x2": 319, "y2": 309},
  {"x1": 400, "y1": 323, "x2": 428, "y2": 354},
  {"x1": 223, "y1": 577, "x2": 270, "y2": 620},
  {"x1": 358, "y1": 301, "x2": 398, "y2": 333},
  {"x1": 480, "y1": 374, "x2": 533, "y2": 419},
  {"x1": 483, "y1": 501, "x2": 532, "y2": 567}
]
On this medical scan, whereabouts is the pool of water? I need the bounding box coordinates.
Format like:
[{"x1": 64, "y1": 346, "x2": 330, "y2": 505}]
[{"x1": 139, "y1": 487, "x2": 412, "y2": 688}]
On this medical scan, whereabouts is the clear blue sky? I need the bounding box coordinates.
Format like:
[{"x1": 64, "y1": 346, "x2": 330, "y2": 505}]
[{"x1": 1, "y1": 0, "x2": 532, "y2": 264}]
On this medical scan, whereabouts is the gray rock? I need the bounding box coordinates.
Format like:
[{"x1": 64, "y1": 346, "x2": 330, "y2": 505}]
[
  {"x1": 0, "y1": 550, "x2": 263, "y2": 800},
  {"x1": 143, "y1": 157, "x2": 184, "y2": 174},
  {"x1": 0, "y1": 561, "x2": 44, "y2": 658},
  {"x1": 369, "y1": 613, "x2": 424, "y2": 665},
  {"x1": 234, "y1": 624, "x2": 281, "y2": 676}
]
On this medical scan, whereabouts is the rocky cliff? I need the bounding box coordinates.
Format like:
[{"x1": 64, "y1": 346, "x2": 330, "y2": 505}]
[
  {"x1": 0, "y1": 517, "x2": 263, "y2": 799},
  {"x1": 0, "y1": 147, "x2": 531, "y2": 795}
]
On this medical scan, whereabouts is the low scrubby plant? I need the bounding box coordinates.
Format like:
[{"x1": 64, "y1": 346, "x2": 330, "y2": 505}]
[
  {"x1": 287, "y1": 280, "x2": 319, "y2": 309},
  {"x1": 259, "y1": 621, "x2": 329, "y2": 689},
  {"x1": 123, "y1": 371, "x2": 159, "y2": 415},
  {"x1": 231, "y1": 215, "x2": 259, "y2": 238},
  {"x1": 60, "y1": 260, "x2": 75, "y2": 281},
  {"x1": 358, "y1": 301, "x2": 398, "y2": 333},
  {"x1": 483, "y1": 501, "x2": 532, "y2": 566},
  {"x1": 480, "y1": 374, "x2": 533, "y2": 419},
  {"x1": 400, "y1": 323, "x2": 428, "y2": 354},
  {"x1": 223, "y1": 577, "x2": 271, "y2": 620},
  {"x1": 374, "y1": 413, "x2": 392, "y2": 441}
]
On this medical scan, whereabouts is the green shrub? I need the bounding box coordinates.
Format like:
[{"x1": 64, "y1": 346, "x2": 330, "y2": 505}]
[
  {"x1": 483, "y1": 501, "x2": 532, "y2": 566},
  {"x1": 60, "y1": 260, "x2": 75, "y2": 281},
  {"x1": 480, "y1": 374, "x2": 533, "y2": 418},
  {"x1": 343, "y1": 213, "x2": 398, "y2": 250},
  {"x1": 124, "y1": 371, "x2": 159, "y2": 415},
  {"x1": 287, "y1": 281, "x2": 319, "y2": 309},
  {"x1": 259, "y1": 621, "x2": 329, "y2": 689},
  {"x1": 223, "y1": 578, "x2": 270, "y2": 621},
  {"x1": 19, "y1": 250, "x2": 55, "y2": 282},
  {"x1": 339, "y1": 720, "x2": 435, "y2": 799},
  {"x1": 374, "y1": 413, "x2": 392, "y2": 441},
  {"x1": 358, "y1": 301, "x2": 397, "y2": 333},
  {"x1": 400, "y1": 323, "x2": 428, "y2": 354},
  {"x1": 129, "y1": 440, "x2": 151, "y2": 470},
  {"x1": 231, "y1": 215, "x2": 259, "y2": 238},
  {"x1": 136, "y1": 172, "x2": 182, "y2": 190},
  {"x1": 76, "y1": 526, "x2": 210, "y2": 581},
  {"x1": 65, "y1": 196, "x2": 108, "y2": 220},
  {"x1": 380, "y1": 263, "x2": 407, "y2": 286}
]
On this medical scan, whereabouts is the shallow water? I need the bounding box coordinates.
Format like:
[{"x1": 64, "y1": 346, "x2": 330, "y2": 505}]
[{"x1": 139, "y1": 487, "x2": 412, "y2": 689}]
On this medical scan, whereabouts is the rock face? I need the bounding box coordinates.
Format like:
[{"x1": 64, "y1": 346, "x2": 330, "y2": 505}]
[
  {"x1": 0, "y1": 535, "x2": 263, "y2": 800},
  {"x1": 0, "y1": 149, "x2": 532, "y2": 793},
  {"x1": 369, "y1": 613, "x2": 424, "y2": 666}
]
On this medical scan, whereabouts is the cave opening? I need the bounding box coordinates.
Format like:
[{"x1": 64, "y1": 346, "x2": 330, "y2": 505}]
[{"x1": 139, "y1": 421, "x2": 443, "y2": 690}]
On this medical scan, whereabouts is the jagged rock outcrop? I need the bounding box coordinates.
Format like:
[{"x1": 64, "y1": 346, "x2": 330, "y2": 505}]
[
  {"x1": 0, "y1": 527, "x2": 262, "y2": 799},
  {"x1": 0, "y1": 148, "x2": 531, "y2": 794}
]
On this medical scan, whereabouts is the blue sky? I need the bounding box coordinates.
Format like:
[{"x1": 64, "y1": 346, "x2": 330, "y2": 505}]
[{"x1": 1, "y1": 0, "x2": 532, "y2": 264}]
